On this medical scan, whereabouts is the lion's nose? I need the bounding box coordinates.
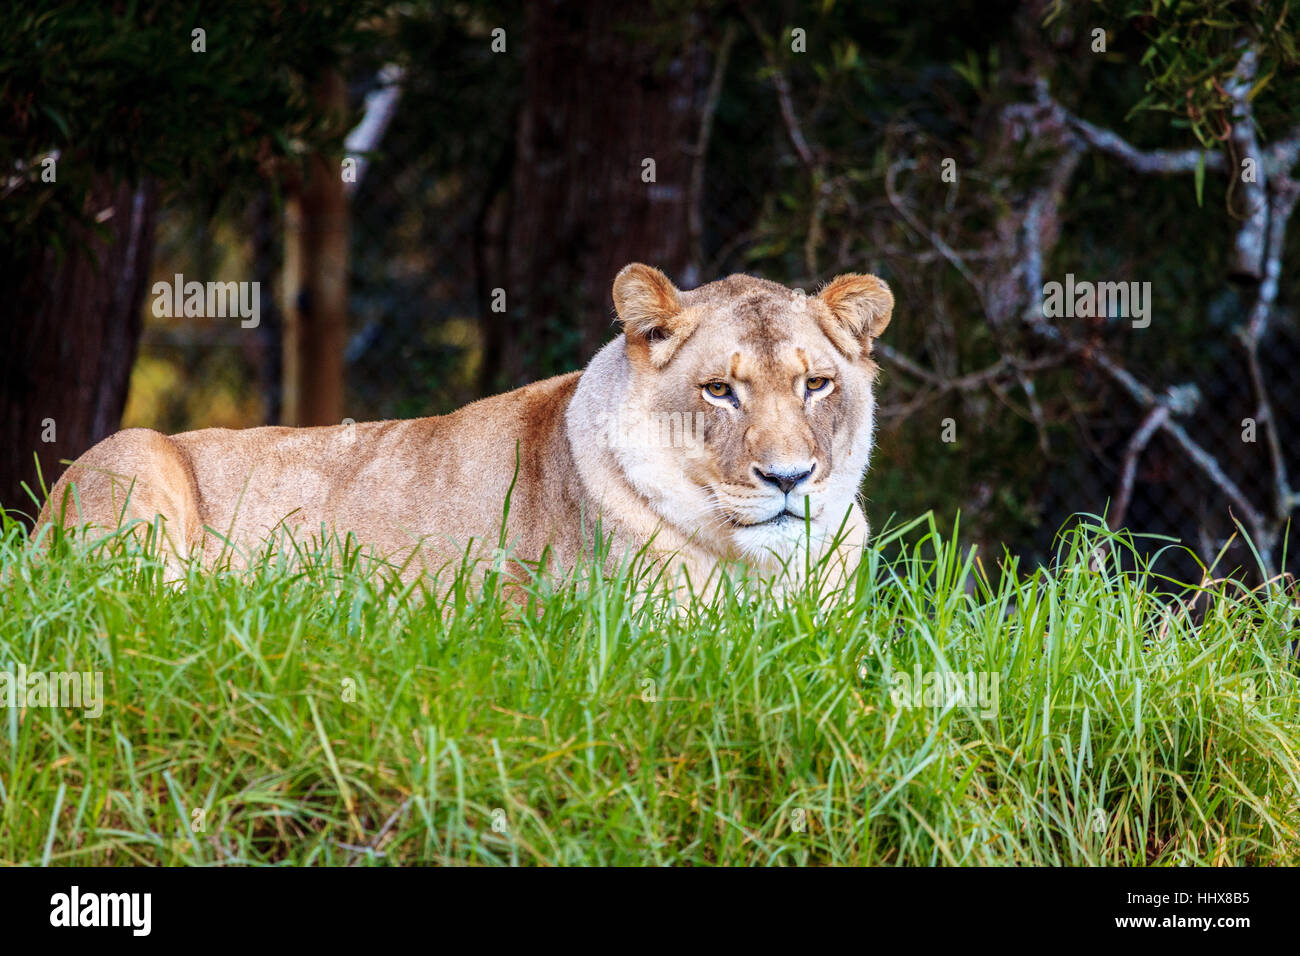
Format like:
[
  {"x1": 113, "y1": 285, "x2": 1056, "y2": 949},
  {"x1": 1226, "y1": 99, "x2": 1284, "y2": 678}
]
[{"x1": 753, "y1": 464, "x2": 815, "y2": 495}]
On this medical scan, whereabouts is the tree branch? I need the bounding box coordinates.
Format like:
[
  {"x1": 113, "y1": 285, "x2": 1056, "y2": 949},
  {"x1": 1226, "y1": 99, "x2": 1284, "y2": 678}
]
[
  {"x1": 342, "y1": 64, "x2": 405, "y2": 199},
  {"x1": 1108, "y1": 404, "x2": 1170, "y2": 531},
  {"x1": 685, "y1": 22, "x2": 737, "y2": 288},
  {"x1": 741, "y1": 9, "x2": 817, "y2": 169},
  {"x1": 1224, "y1": 44, "x2": 1269, "y2": 279},
  {"x1": 1064, "y1": 111, "x2": 1225, "y2": 175}
]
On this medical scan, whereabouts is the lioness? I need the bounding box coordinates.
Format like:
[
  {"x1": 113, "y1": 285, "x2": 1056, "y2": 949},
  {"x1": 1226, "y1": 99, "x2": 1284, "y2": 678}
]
[{"x1": 37, "y1": 264, "x2": 893, "y2": 591}]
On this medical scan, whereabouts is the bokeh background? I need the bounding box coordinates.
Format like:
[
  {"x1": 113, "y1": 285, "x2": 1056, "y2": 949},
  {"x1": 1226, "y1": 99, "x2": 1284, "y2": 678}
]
[{"x1": 4, "y1": 0, "x2": 1298, "y2": 583}]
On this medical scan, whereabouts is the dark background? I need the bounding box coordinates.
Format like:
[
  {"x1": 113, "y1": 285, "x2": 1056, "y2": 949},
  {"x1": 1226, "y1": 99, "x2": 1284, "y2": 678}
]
[{"x1": 3, "y1": 0, "x2": 1298, "y2": 584}]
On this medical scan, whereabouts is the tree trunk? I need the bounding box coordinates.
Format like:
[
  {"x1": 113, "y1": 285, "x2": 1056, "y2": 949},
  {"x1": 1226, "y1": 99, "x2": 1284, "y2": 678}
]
[
  {"x1": 245, "y1": 189, "x2": 284, "y2": 425},
  {"x1": 0, "y1": 177, "x2": 158, "y2": 525},
  {"x1": 490, "y1": 1, "x2": 705, "y2": 389},
  {"x1": 282, "y1": 70, "x2": 349, "y2": 427}
]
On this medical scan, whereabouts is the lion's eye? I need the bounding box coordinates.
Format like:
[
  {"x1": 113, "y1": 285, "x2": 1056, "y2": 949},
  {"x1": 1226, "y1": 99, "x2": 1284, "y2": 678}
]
[
  {"x1": 806, "y1": 376, "x2": 830, "y2": 393},
  {"x1": 704, "y1": 381, "x2": 733, "y2": 399}
]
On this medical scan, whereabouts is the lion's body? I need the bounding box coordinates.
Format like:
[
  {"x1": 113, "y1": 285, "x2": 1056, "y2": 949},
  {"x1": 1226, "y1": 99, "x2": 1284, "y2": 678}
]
[
  {"x1": 38, "y1": 371, "x2": 590, "y2": 578},
  {"x1": 37, "y1": 267, "x2": 893, "y2": 591}
]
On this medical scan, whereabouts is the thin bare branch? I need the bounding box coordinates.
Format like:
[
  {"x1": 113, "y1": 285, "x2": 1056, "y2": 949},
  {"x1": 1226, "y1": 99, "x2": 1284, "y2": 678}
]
[
  {"x1": 1064, "y1": 111, "x2": 1225, "y2": 175},
  {"x1": 1109, "y1": 405, "x2": 1170, "y2": 531},
  {"x1": 741, "y1": 8, "x2": 817, "y2": 169},
  {"x1": 686, "y1": 22, "x2": 738, "y2": 286}
]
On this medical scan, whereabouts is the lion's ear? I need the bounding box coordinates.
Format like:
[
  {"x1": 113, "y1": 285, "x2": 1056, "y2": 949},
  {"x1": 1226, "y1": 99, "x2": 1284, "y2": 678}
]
[
  {"x1": 612, "y1": 264, "x2": 694, "y2": 366},
  {"x1": 816, "y1": 273, "x2": 893, "y2": 359},
  {"x1": 613, "y1": 263, "x2": 682, "y2": 339}
]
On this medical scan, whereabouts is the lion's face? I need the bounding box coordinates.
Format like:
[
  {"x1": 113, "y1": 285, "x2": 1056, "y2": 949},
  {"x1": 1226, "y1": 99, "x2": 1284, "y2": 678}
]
[{"x1": 609, "y1": 265, "x2": 893, "y2": 566}]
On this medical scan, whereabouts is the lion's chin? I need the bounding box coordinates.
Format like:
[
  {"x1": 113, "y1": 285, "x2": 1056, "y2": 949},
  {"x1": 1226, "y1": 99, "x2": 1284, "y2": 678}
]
[
  {"x1": 740, "y1": 508, "x2": 803, "y2": 527},
  {"x1": 728, "y1": 515, "x2": 829, "y2": 566}
]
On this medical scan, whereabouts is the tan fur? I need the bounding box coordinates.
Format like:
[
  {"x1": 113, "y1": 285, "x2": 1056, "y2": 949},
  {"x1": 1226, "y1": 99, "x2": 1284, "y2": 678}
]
[{"x1": 36, "y1": 265, "x2": 893, "y2": 592}]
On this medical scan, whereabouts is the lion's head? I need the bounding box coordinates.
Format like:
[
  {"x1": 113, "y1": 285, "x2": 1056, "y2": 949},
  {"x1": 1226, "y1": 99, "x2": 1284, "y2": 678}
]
[{"x1": 601, "y1": 263, "x2": 893, "y2": 567}]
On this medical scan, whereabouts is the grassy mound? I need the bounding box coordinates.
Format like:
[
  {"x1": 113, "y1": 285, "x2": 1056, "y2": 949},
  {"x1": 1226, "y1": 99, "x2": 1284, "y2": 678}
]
[{"x1": 1, "y1": 512, "x2": 1297, "y2": 865}]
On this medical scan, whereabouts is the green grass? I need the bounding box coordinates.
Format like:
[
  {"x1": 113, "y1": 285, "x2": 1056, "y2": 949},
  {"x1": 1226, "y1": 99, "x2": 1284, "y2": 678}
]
[{"x1": 1, "y1": 509, "x2": 1298, "y2": 866}]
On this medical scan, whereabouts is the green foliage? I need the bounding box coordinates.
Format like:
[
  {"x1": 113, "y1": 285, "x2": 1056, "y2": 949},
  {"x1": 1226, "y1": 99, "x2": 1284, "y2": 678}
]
[
  {"x1": 3, "y1": 511, "x2": 1297, "y2": 864},
  {"x1": 1, "y1": 0, "x2": 386, "y2": 260},
  {"x1": 1065, "y1": 0, "x2": 1300, "y2": 147}
]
